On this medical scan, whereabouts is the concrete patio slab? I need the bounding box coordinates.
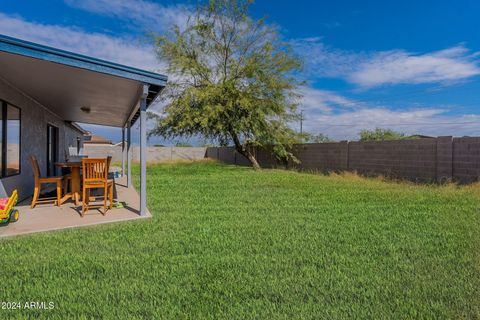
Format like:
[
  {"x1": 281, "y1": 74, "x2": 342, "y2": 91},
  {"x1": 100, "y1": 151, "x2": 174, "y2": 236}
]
[{"x1": 0, "y1": 176, "x2": 151, "y2": 238}]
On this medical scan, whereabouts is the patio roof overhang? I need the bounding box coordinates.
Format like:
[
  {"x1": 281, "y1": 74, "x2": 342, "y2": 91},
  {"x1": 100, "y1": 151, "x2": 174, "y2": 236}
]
[
  {"x1": 0, "y1": 34, "x2": 167, "y2": 217},
  {"x1": 0, "y1": 34, "x2": 167, "y2": 127}
]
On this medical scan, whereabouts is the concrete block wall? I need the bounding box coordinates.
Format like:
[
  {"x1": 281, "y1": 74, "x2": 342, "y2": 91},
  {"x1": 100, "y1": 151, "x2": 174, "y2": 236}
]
[
  {"x1": 436, "y1": 136, "x2": 453, "y2": 183},
  {"x1": 234, "y1": 148, "x2": 252, "y2": 166},
  {"x1": 217, "y1": 147, "x2": 236, "y2": 164},
  {"x1": 82, "y1": 144, "x2": 123, "y2": 160},
  {"x1": 206, "y1": 136, "x2": 480, "y2": 183},
  {"x1": 348, "y1": 139, "x2": 437, "y2": 182},
  {"x1": 83, "y1": 145, "x2": 207, "y2": 163},
  {"x1": 452, "y1": 137, "x2": 480, "y2": 183},
  {"x1": 256, "y1": 146, "x2": 282, "y2": 168},
  {"x1": 292, "y1": 141, "x2": 349, "y2": 171},
  {"x1": 205, "y1": 146, "x2": 282, "y2": 168}
]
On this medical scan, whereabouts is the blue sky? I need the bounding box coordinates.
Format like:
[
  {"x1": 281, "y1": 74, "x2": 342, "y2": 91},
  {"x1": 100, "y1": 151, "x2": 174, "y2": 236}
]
[{"x1": 0, "y1": 0, "x2": 479, "y2": 143}]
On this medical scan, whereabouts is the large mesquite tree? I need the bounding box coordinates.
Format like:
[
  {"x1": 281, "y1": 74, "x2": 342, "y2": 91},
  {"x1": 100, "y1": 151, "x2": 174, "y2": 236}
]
[{"x1": 149, "y1": 0, "x2": 303, "y2": 169}]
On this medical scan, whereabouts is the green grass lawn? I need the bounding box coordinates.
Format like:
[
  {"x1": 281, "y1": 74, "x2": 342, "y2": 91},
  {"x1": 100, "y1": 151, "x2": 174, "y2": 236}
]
[{"x1": 1, "y1": 161, "x2": 479, "y2": 319}]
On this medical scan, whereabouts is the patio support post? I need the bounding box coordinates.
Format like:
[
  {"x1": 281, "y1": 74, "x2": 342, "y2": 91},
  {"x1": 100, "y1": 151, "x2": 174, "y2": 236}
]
[
  {"x1": 121, "y1": 126, "x2": 125, "y2": 177},
  {"x1": 127, "y1": 122, "x2": 132, "y2": 188},
  {"x1": 140, "y1": 84, "x2": 149, "y2": 216}
]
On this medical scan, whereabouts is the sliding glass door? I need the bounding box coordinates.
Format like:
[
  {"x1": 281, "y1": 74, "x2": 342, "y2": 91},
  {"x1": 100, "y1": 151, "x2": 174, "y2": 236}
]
[{"x1": 47, "y1": 124, "x2": 59, "y2": 176}]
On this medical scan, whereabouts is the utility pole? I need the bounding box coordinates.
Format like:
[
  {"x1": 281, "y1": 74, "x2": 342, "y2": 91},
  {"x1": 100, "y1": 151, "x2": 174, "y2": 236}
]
[{"x1": 300, "y1": 110, "x2": 304, "y2": 134}]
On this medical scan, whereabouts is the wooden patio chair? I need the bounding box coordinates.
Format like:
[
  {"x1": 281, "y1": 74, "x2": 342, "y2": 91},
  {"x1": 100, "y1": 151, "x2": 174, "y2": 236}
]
[
  {"x1": 81, "y1": 158, "x2": 113, "y2": 216},
  {"x1": 107, "y1": 156, "x2": 112, "y2": 172},
  {"x1": 29, "y1": 155, "x2": 63, "y2": 208}
]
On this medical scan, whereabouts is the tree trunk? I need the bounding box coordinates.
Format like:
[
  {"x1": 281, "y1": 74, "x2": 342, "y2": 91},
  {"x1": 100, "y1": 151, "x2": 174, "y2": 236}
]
[
  {"x1": 230, "y1": 132, "x2": 261, "y2": 170},
  {"x1": 239, "y1": 146, "x2": 261, "y2": 170}
]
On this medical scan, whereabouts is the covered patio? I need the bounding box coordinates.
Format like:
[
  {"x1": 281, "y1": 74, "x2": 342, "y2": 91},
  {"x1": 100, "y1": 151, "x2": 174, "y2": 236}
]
[
  {"x1": 0, "y1": 35, "x2": 167, "y2": 237},
  {"x1": 0, "y1": 177, "x2": 149, "y2": 238}
]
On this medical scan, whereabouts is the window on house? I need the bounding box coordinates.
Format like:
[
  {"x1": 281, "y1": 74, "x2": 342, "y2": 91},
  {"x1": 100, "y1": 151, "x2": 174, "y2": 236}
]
[
  {"x1": 6, "y1": 105, "x2": 20, "y2": 176},
  {"x1": 0, "y1": 100, "x2": 21, "y2": 177}
]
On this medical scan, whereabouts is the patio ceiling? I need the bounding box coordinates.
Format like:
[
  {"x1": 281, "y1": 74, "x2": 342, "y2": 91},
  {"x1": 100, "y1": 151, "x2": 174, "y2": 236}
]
[{"x1": 0, "y1": 35, "x2": 167, "y2": 127}]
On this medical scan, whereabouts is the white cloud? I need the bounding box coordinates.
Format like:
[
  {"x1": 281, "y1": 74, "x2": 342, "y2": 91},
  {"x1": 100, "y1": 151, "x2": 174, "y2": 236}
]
[
  {"x1": 293, "y1": 38, "x2": 480, "y2": 88},
  {"x1": 64, "y1": 1, "x2": 480, "y2": 90},
  {"x1": 292, "y1": 38, "x2": 362, "y2": 79},
  {"x1": 297, "y1": 86, "x2": 480, "y2": 140},
  {"x1": 349, "y1": 46, "x2": 480, "y2": 88},
  {"x1": 302, "y1": 106, "x2": 480, "y2": 140},
  {"x1": 299, "y1": 87, "x2": 361, "y2": 114},
  {"x1": 0, "y1": 13, "x2": 161, "y2": 71},
  {"x1": 64, "y1": 0, "x2": 191, "y2": 31}
]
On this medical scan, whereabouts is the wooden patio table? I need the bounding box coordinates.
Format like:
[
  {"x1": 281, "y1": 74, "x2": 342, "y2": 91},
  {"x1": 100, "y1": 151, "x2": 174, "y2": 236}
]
[{"x1": 55, "y1": 161, "x2": 82, "y2": 205}]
